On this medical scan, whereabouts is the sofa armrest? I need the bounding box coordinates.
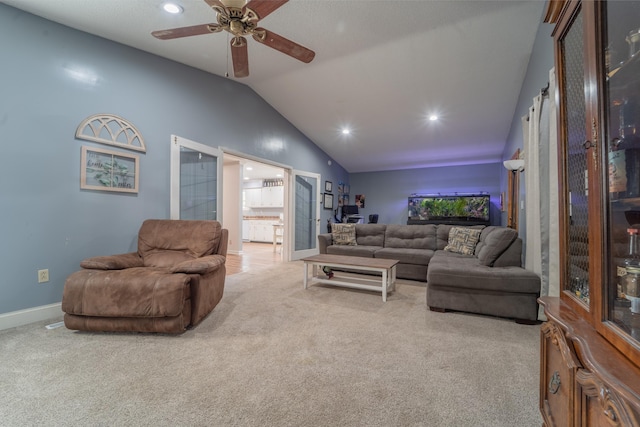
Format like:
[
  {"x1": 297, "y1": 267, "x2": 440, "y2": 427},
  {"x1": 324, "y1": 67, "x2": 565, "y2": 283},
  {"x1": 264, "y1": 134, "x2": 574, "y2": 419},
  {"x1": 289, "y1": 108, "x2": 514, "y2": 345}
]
[
  {"x1": 318, "y1": 233, "x2": 333, "y2": 254},
  {"x1": 80, "y1": 252, "x2": 144, "y2": 270},
  {"x1": 170, "y1": 254, "x2": 226, "y2": 274}
]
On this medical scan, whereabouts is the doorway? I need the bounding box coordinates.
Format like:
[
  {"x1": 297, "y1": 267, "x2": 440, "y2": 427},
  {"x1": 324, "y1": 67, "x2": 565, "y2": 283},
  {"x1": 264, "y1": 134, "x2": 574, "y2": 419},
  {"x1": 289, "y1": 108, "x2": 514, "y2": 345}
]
[{"x1": 223, "y1": 152, "x2": 289, "y2": 267}]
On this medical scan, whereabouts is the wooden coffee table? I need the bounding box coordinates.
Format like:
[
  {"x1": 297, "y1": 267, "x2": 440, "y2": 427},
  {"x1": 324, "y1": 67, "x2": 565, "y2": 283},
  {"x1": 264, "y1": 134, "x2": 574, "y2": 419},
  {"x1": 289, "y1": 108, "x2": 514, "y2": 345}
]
[{"x1": 301, "y1": 254, "x2": 399, "y2": 302}]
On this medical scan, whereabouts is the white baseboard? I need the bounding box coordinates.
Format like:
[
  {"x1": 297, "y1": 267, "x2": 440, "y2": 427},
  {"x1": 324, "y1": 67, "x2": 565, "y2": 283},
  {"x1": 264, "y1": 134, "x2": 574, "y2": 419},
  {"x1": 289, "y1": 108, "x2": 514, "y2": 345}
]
[{"x1": 0, "y1": 303, "x2": 63, "y2": 331}]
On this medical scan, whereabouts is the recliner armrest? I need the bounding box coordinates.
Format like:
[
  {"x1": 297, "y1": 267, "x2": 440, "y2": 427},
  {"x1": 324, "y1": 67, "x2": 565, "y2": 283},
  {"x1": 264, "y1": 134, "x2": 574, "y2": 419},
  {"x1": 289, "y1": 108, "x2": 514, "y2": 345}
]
[
  {"x1": 80, "y1": 252, "x2": 144, "y2": 270},
  {"x1": 170, "y1": 254, "x2": 226, "y2": 274}
]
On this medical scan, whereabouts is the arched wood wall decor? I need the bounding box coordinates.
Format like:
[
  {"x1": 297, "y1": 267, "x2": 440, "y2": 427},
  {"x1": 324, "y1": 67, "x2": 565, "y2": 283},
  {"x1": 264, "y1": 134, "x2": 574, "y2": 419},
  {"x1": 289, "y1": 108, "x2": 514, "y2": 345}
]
[{"x1": 75, "y1": 114, "x2": 146, "y2": 153}]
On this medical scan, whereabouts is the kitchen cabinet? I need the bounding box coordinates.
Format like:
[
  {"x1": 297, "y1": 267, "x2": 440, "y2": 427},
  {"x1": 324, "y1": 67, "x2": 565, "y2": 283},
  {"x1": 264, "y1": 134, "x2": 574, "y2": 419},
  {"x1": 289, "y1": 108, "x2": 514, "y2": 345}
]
[
  {"x1": 245, "y1": 186, "x2": 284, "y2": 208},
  {"x1": 244, "y1": 220, "x2": 278, "y2": 243}
]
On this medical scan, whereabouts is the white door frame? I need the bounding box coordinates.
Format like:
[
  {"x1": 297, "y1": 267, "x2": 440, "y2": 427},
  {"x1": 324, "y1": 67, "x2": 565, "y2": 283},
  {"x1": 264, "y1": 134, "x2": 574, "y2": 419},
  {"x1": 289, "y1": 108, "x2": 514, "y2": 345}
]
[{"x1": 170, "y1": 135, "x2": 223, "y2": 221}]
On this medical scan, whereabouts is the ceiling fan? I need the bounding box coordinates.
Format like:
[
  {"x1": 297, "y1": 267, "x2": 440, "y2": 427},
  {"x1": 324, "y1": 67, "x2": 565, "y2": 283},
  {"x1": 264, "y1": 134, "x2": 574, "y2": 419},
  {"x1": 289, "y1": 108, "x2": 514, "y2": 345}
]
[{"x1": 151, "y1": 0, "x2": 315, "y2": 78}]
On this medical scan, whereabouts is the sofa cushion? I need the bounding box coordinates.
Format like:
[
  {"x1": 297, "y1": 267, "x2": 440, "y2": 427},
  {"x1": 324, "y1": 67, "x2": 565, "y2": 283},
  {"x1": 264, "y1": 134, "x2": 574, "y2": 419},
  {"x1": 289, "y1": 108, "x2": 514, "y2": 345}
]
[
  {"x1": 427, "y1": 251, "x2": 540, "y2": 294},
  {"x1": 354, "y1": 224, "x2": 387, "y2": 246},
  {"x1": 332, "y1": 223, "x2": 357, "y2": 246},
  {"x1": 444, "y1": 227, "x2": 482, "y2": 255},
  {"x1": 139, "y1": 219, "x2": 222, "y2": 267},
  {"x1": 144, "y1": 250, "x2": 196, "y2": 268},
  {"x1": 384, "y1": 224, "x2": 437, "y2": 250},
  {"x1": 326, "y1": 245, "x2": 380, "y2": 258},
  {"x1": 475, "y1": 226, "x2": 518, "y2": 266},
  {"x1": 374, "y1": 247, "x2": 434, "y2": 266},
  {"x1": 62, "y1": 267, "x2": 191, "y2": 317}
]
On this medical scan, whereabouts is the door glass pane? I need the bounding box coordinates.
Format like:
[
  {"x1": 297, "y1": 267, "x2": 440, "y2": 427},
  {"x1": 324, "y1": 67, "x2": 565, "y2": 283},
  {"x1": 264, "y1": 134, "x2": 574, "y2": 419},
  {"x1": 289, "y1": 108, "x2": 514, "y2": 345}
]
[
  {"x1": 295, "y1": 174, "x2": 317, "y2": 251},
  {"x1": 605, "y1": 1, "x2": 640, "y2": 337},
  {"x1": 180, "y1": 147, "x2": 217, "y2": 220},
  {"x1": 561, "y1": 8, "x2": 590, "y2": 305},
  {"x1": 561, "y1": 7, "x2": 589, "y2": 306}
]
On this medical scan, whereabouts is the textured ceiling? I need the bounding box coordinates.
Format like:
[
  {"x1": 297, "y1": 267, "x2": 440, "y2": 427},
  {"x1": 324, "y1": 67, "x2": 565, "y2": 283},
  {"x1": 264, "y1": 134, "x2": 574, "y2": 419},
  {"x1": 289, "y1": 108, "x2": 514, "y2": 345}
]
[{"x1": 3, "y1": 0, "x2": 545, "y2": 173}]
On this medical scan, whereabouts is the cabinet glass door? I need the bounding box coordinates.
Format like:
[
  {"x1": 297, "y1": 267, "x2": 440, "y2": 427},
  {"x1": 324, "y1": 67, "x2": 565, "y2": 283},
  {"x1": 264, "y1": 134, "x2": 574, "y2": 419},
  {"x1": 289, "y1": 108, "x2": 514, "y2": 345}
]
[
  {"x1": 290, "y1": 170, "x2": 320, "y2": 260},
  {"x1": 605, "y1": 1, "x2": 640, "y2": 340},
  {"x1": 559, "y1": 6, "x2": 591, "y2": 308}
]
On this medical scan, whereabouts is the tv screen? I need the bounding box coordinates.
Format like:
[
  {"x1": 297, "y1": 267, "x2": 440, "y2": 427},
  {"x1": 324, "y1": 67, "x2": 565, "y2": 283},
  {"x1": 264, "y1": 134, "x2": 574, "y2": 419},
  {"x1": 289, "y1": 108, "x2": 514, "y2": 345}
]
[{"x1": 342, "y1": 205, "x2": 359, "y2": 216}]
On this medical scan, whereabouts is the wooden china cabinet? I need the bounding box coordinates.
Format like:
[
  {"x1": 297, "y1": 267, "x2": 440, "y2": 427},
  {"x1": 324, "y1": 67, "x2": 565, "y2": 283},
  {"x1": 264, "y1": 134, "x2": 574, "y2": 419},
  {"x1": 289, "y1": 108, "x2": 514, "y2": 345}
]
[{"x1": 540, "y1": 0, "x2": 640, "y2": 425}]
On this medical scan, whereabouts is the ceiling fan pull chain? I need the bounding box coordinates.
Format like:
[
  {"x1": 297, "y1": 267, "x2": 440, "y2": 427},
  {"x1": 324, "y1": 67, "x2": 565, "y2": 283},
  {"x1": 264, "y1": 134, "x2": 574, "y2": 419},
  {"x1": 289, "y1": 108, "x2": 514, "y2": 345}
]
[{"x1": 225, "y1": 32, "x2": 230, "y2": 77}]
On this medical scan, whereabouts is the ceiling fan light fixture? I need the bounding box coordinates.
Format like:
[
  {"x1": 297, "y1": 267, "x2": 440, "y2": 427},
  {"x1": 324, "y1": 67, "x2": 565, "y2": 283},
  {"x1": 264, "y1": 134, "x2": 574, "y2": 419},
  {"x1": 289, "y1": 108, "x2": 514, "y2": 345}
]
[
  {"x1": 152, "y1": 0, "x2": 315, "y2": 77},
  {"x1": 162, "y1": 3, "x2": 183, "y2": 14}
]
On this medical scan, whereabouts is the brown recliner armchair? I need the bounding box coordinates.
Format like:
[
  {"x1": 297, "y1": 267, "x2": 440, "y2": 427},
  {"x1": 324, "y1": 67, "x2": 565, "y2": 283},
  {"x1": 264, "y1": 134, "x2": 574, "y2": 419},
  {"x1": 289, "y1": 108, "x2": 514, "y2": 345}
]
[{"x1": 62, "y1": 219, "x2": 228, "y2": 334}]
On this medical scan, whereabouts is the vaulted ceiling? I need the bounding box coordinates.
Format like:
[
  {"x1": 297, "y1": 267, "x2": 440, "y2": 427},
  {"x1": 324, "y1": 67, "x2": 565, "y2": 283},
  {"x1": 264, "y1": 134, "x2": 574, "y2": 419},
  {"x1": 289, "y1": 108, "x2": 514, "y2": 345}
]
[{"x1": 3, "y1": 0, "x2": 545, "y2": 173}]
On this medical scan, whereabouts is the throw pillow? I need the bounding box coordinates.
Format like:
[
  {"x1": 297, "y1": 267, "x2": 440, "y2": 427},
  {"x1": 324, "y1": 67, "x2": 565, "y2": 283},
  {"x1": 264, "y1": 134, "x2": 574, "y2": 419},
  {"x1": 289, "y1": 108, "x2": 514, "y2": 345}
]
[
  {"x1": 332, "y1": 223, "x2": 357, "y2": 246},
  {"x1": 444, "y1": 227, "x2": 481, "y2": 255}
]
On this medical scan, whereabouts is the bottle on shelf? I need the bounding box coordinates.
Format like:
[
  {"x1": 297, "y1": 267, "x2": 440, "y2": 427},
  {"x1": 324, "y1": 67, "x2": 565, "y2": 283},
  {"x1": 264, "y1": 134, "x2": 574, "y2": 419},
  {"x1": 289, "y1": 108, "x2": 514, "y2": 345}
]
[{"x1": 621, "y1": 227, "x2": 640, "y2": 313}]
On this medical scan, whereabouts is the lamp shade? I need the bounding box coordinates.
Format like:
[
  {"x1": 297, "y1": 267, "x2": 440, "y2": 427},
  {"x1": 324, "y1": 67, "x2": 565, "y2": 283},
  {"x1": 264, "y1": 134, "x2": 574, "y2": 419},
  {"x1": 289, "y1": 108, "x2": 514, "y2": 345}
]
[{"x1": 503, "y1": 159, "x2": 525, "y2": 171}]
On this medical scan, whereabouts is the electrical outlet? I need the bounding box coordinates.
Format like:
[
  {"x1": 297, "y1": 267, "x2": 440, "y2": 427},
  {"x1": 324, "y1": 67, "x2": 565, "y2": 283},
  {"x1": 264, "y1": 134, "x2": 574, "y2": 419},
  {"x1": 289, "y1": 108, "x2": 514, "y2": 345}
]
[{"x1": 38, "y1": 269, "x2": 49, "y2": 283}]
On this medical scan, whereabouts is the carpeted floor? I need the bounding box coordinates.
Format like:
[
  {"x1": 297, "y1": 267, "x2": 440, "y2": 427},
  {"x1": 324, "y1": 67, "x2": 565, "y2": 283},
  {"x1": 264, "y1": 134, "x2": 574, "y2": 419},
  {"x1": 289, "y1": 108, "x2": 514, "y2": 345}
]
[{"x1": 1, "y1": 261, "x2": 542, "y2": 426}]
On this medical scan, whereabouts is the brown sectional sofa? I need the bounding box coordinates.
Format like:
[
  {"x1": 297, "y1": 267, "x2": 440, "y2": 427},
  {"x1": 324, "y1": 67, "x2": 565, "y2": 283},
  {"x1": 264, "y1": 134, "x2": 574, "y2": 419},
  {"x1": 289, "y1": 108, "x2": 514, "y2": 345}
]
[{"x1": 318, "y1": 223, "x2": 541, "y2": 323}]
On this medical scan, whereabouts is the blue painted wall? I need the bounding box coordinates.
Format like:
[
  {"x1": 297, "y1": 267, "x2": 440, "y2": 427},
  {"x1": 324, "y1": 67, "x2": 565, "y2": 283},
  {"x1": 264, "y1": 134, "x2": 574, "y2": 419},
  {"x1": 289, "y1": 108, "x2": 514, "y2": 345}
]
[
  {"x1": 0, "y1": 4, "x2": 348, "y2": 314},
  {"x1": 349, "y1": 163, "x2": 502, "y2": 226}
]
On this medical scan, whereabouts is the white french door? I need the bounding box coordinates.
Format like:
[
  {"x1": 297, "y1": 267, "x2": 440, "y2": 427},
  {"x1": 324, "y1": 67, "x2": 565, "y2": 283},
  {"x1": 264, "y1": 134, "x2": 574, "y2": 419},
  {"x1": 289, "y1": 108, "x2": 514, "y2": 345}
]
[
  {"x1": 290, "y1": 170, "x2": 321, "y2": 260},
  {"x1": 170, "y1": 135, "x2": 222, "y2": 221}
]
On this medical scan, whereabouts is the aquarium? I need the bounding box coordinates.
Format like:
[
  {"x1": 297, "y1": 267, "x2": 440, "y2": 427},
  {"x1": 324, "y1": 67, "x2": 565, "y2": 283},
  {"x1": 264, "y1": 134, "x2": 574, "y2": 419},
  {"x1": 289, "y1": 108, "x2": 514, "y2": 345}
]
[{"x1": 407, "y1": 194, "x2": 490, "y2": 225}]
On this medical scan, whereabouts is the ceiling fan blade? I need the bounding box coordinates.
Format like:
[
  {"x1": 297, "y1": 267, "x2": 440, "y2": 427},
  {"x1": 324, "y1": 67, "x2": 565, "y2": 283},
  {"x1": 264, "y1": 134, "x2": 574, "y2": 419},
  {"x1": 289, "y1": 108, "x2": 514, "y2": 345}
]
[
  {"x1": 244, "y1": 0, "x2": 288, "y2": 19},
  {"x1": 252, "y1": 28, "x2": 315, "y2": 63},
  {"x1": 203, "y1": 0, "x2": 227, "y2": 13},
  {"x1": 152, "y1": 23, "x2": 221, "y2": 40},
  {"x1": 231, "y1": 37, "x2": 250, "y2": 78}
]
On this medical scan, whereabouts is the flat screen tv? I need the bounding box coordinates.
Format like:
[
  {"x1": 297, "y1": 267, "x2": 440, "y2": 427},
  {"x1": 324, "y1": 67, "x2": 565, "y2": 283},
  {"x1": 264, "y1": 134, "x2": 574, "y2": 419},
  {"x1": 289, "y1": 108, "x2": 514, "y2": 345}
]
[
  {"x1": 407, "y1": 194, "x2": 490, "y2": 225},
  {"x1": 342, "y1": 205, "x2": 359, "y2": 216}
]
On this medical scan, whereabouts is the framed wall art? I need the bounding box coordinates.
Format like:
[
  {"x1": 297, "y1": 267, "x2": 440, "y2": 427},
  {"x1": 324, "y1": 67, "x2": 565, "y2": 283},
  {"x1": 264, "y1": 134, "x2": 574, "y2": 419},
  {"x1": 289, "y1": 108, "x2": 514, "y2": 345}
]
[
  {"x1": 323, "y1": 193, "x2": 334, "y2": 210},
  {"x1": 81, "y1": 146, "x2": 139, "y2": 193},
  {"x1": 325, "y1": 180, "x2": 333, "y2": 192}
]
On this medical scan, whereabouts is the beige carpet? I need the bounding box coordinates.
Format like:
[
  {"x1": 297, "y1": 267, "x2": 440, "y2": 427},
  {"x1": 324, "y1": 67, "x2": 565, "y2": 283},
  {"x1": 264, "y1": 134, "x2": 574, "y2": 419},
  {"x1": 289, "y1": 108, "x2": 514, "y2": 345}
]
[{"x1": 1, "y1": 261, "x2": 542, "y2": 426}]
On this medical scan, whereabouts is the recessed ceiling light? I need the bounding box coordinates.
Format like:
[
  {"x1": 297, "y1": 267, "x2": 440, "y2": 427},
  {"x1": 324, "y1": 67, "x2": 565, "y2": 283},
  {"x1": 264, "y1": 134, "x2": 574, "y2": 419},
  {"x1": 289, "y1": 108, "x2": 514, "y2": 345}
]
[
  {"x1": 341, "y1": 128, "x2": 351, "y2": 135},
  {"x1": 428, "y1": 115, "x2": 439, "y2": 121},
  {"x1": 246, "y1": 166, "x2": 253, "y2": 171},
  {"x1": 163, "y1": 3, "x2": 183, "y2": 14}
]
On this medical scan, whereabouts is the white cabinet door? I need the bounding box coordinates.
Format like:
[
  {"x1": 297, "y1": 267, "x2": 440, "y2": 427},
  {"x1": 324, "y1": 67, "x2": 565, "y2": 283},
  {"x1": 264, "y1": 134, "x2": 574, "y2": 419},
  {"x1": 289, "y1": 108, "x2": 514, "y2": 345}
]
[
  {"x1": 245, "y1": 220, "x2": 275, "y2": 242},
  {"x1": 265, "y1": 186, "x2": 284, "y2": 207},
  {"x1": 245, "y1": 188, "x2": 261, "y2": 207},
  {"x1": 242, "y1": 221, "x2": 249, "y2": 241}
]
